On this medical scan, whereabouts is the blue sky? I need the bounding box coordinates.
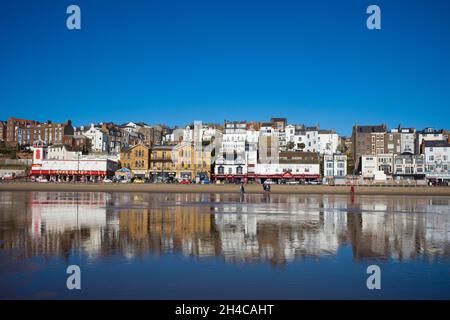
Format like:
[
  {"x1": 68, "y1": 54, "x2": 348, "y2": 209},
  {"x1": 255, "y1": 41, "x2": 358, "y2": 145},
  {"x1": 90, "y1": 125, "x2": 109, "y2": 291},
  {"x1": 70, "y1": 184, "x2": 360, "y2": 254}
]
[{"x1": 1, "y1": 0, "x2": 449, "y2": 135}]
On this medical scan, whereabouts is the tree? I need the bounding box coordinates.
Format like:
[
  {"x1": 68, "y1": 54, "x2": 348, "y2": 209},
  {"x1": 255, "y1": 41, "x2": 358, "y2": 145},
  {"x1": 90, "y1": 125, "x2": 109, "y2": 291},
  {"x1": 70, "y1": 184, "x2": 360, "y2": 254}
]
[
  {"x1": 298, "y1": 143, "x2": 306, "y2": 151},
  {"x1": 347, "y1": 156, "x2": 355, "y2": 175},
  {"x1": 286, "y1": 141, "x2": 295, "y2": 150}
]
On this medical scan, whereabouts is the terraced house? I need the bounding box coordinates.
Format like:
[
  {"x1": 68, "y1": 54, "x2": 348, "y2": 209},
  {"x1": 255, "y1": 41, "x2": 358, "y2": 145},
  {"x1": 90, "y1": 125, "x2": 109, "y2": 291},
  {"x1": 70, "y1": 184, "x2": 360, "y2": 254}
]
[
  {"x1": 172, "y1": 141, "x2": 212, "y2": 182},
  {"x1": 6, "y1": 117, "x2": 74, "y2": 146},
  {"x1": 120, "y1": 144, "x2": 151, "y2": 179},
  {"x1": 149, "y1": 145, "x2": 176, "y2": 182}
]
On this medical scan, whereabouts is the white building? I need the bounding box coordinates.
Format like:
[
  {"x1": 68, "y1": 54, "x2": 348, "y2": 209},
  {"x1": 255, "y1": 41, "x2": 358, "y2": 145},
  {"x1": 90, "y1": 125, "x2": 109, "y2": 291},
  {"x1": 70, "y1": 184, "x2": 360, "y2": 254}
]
[
  {"x1": 399, "y1": 128, "x2": 416, "y2": 154},
  {"x1": 361, "y1": 154, "x2": 393, "y2": 180},
  {"x1": 82, "y1": 124, "x2": 109, "y2": 153},
  {"x1": 162, "y1": 129, "x2": 175, "y2": 144},
  {"x1": 393, "y1": 153, "x2": 425, "y2": 180},
  {"x1": 255, "y1": 162, "x2": 320, "y2": 178},
  {"x1": 323, "y1": 154, "x2": 347, "y2": 178},
  {"x1": 183, "y1": 125, "x2": 194, "y2": 143},
  {"x1": 201, "y1": 126, "x2": 219, "y2": 143},
  {"x1": 245, "y1": 128, "x2": 259, "y2": 176},
  {"x1": 416, "y1": 128, "x2": 446, "y2": 154},
  {"x1": 424, "y1": 140, "x2": 450, "y2": 181},
  {"x1": 30, "y1": 141, "x2": 118, "y2": 181},
  {"x1": 318, "y1": 130, "x2": 340, "y2": 155},
  {"x1": 254, "y1": 151, "x2": 320, "y2": 181},
  {"x1": 47, "y1": 144, "x2": 82, "y2": 160},
  {"x1": 284, "y1": 125, "x2": 319, "y2": 152},
  {"x1": 220, "y1": 121, "x2": 247, "y2": 153},
  {"x1": 122, "y1": 121, "x2": 145, "y2": 133},
  {"x1": 214, "y1": 121, "x2": 248, "y2": 182}
]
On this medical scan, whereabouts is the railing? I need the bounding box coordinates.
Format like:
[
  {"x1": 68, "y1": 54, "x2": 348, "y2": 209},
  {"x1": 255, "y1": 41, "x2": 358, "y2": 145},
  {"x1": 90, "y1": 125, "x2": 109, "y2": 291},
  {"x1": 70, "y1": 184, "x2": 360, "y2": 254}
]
[
  {"x1": 0, "y1": 159, "x2": 32, "y2": 166},
  {"x1": 331, "y1": 180, "x2": 432, "y2": 187}
]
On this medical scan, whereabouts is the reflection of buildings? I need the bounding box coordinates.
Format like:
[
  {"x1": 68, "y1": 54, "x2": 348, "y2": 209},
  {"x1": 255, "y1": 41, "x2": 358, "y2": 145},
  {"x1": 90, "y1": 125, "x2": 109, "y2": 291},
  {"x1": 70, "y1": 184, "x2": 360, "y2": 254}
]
[
  {"x1": 0, "y1": 192, "x2": 449, "y2": 265},
  {"x1": 29, "y1": 192, "x2": 110, "y2": 258}
]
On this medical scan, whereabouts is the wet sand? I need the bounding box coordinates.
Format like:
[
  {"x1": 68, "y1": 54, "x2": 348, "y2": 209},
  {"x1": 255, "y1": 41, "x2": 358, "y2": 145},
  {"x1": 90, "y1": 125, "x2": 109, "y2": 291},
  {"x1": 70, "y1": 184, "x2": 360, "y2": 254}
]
[{"x1": 1, "y1": 182, "x2": 450, "y2": 196}]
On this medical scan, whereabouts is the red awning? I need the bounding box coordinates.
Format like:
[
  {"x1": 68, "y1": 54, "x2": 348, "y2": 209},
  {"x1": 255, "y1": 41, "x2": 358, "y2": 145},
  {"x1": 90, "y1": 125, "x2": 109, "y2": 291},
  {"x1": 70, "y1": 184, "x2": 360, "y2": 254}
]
[{"x1": 30, "y1": 170, "x2": 108, "y2": 176}]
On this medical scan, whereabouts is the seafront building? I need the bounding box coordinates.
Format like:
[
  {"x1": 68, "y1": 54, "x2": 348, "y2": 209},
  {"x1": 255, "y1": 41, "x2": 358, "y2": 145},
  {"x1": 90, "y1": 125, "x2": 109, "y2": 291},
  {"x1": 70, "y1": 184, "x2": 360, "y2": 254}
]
[
  {"x1": 424, "y1": 140, "x2": 450, "y2": 181},
  {"x1": 1, "y1": 114, "x2": 448, "y2": 184},
  {"x1": 351, "y1": 124, "x2": 387, "y2": 172},
  {"x1": 120, "y1": 144, "x2": 151, "y2": 179},
  {"x1": 148, "y1": 145, "x2": 176, "y2": 182},
  {"x1": 30, "y1": 141, "x2": 118, "y2": 182},
  {"x1": 393, "y1": 153, "x2": 425, "y2": 180},
  {"x1": 323, "y1": 154, "x2": 347, "y2": 179},
  {"x1": 5, "y1": 117, "x2": 74, "y2": 146}
]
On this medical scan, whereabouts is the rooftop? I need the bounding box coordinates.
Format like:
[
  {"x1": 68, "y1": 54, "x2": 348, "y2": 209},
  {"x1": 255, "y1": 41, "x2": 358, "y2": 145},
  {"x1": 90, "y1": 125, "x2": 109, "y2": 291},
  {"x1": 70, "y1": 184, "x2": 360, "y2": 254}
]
[{"x1": 424, "y1": 140, "x2": 450, "y2": 148}]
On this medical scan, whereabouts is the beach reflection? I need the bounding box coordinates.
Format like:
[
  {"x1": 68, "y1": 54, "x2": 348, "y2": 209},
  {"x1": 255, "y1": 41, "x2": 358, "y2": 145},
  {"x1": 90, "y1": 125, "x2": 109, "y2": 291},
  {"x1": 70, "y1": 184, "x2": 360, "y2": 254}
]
[{"x1": 0, "y1": 191, "x2": 449, "y2": 265}]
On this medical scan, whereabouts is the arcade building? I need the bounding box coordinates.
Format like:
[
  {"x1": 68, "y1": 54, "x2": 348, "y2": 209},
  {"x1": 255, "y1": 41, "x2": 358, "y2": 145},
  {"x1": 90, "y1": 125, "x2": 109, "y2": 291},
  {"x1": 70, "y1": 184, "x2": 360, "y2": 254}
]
[{"x1": 30, "y1": 141, "x2": 118, "y2": 182}]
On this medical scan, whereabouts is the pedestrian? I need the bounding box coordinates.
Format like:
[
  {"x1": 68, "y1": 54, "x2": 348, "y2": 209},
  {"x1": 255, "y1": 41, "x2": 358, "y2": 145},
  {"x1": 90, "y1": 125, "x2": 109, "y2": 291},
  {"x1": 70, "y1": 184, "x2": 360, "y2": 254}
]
[
  {"x1": 350, "y1": 185, "x2": 355, "y2": 194},
  {"x1": 240, "y1": 181, "x2": 245, "y2": 194}
]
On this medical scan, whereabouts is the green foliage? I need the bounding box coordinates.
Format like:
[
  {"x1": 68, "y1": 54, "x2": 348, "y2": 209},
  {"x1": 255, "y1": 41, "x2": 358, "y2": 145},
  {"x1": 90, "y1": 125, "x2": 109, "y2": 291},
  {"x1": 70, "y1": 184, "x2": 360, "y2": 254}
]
[
  {"x1": 286, "y1": 141, "x2": 295, "y2": 150},
  {"x1": 347, "y1": 156, "x2": 355, "y2": 174}
]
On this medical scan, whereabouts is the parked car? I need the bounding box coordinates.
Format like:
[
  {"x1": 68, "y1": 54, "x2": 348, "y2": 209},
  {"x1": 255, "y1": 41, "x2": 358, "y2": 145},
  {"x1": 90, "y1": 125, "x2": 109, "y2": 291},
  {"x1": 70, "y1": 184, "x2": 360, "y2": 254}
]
[
  {"x1": 1, "y1": 174, "x2": 14, "y2": 181},
  {"x1": 103, "y1": 178, "x2": 113, "y2": 183},
  {"x1": 287, "y1": 180, "x2": 300, "y2": 185},
  {"x1": 133, "y1": 178, "x2": 145, "y2": 184},
  {"x1": 120, "y1": 179, "x2": 130, "y2": 183},
  {"x1": 202, "y1": 179, "x2": 211, "y2": 184},
  {"x1": 36, "y1": 177, "x2": 48, "y2": 183},
  {"x1": 180, "y1": 179, "x2": 191, "y2": 185}
]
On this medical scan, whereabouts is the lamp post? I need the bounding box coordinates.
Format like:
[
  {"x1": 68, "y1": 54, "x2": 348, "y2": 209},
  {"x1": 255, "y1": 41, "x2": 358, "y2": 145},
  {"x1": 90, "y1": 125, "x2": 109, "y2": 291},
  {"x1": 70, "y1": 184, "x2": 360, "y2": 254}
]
[{"x1": 77, "y1": 153, "x2": 80, "y2": 183}]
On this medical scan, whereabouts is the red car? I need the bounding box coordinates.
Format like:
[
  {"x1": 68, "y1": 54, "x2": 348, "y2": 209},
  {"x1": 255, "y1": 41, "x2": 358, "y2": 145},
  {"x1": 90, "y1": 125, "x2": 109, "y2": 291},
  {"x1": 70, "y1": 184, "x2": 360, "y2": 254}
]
[{"x1": 180, "y1": 179, "x2": 191, "y2": 184}]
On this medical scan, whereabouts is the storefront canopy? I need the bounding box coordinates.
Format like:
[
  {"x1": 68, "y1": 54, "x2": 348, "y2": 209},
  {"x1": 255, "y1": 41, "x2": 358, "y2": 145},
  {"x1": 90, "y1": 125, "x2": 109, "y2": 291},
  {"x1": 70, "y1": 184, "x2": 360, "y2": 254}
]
[{"x1": 115, "y1": 167, "x2": 132, "y2": 179}]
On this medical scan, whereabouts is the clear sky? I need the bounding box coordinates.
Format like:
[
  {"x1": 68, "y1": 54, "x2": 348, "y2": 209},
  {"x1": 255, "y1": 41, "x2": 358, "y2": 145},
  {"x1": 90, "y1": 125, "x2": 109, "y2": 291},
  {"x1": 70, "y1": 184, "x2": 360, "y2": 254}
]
[{"x1": 1, "y1": 0, "x2": 449, "y2": 135}]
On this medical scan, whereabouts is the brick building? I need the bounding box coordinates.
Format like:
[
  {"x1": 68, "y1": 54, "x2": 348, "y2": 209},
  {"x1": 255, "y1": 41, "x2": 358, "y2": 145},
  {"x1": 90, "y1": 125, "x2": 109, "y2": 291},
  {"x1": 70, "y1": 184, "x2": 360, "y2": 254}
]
[
  {"x1": 6, "y1": 117, "x2": 74, "y2": 146},
  {"x1": 351, "y1": 124, "x2": 387, "y2": 173}
]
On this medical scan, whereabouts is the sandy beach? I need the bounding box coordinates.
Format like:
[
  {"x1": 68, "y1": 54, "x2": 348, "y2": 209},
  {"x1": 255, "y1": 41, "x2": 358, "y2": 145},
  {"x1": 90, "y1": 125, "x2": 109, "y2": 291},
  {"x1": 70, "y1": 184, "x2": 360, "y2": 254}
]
[{"x1": 1, "y1": 182, "x2": 450, "y2": 196}]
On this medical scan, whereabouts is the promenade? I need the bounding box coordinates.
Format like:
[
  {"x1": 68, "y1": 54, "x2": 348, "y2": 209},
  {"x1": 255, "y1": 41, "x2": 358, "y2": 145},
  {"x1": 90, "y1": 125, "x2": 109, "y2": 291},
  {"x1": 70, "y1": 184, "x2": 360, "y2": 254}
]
[{"x1": 1, "y1": 182, "x2": 450, "y2": 196}]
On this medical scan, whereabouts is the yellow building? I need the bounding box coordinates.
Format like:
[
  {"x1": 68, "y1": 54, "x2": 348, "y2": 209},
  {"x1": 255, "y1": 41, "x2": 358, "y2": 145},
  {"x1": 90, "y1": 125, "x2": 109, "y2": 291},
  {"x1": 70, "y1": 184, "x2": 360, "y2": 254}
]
[
  {"x1": 173, "y1": 142, "x2": 212, "y2": 182},
  {"x1": 149, "y1": 145, "x2": 177, "y2": 182},
  {"x1": 120, "y1": 144, "x2": 151, "y2": 178}
]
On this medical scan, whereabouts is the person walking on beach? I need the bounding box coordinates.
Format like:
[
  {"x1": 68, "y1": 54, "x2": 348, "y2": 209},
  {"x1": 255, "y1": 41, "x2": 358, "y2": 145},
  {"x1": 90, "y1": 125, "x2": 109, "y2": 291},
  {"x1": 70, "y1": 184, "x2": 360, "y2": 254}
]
[
  {"x1": 240, "y1": 181, "x2": 245, "y2": 194},
  {"x1": 350, "y1": 185, "x2": 355, "y2": 194},
  {"x1": 263, "y1": 180, "x2": 271, "y2": 192}
]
